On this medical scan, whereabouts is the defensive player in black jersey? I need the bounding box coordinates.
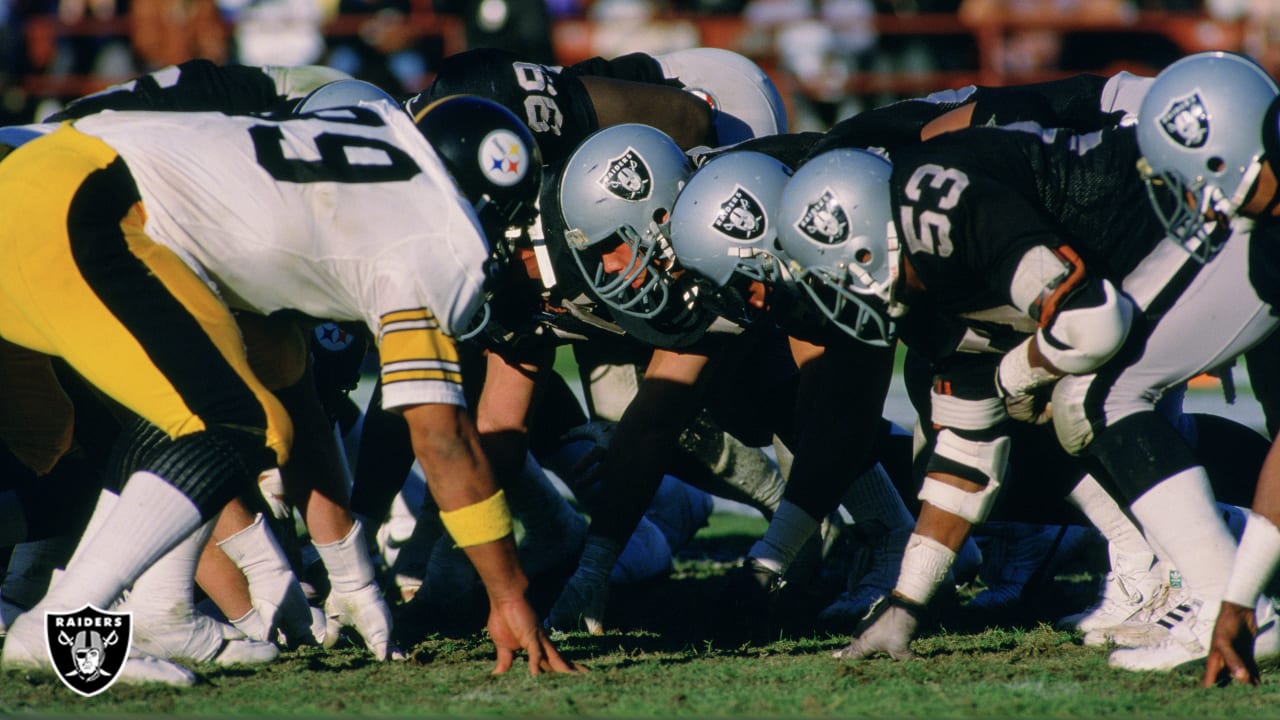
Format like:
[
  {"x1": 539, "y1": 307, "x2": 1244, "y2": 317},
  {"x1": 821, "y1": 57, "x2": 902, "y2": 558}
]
[
  {"x1": 583, "y1": 69, "x2": 1183, "y2": 635},
  {"x1": 776, "y1": 51, "x2": 1280, "y2": 674}
]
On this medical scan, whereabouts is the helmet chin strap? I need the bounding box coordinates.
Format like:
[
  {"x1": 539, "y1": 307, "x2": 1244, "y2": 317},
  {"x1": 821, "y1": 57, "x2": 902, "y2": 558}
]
[
  {"x1": 1227, "y1": 156, "x2": 1265, "y2": 216},
  {"x1": 526, "y1": 216, "x2": 559, "y2": 290}
]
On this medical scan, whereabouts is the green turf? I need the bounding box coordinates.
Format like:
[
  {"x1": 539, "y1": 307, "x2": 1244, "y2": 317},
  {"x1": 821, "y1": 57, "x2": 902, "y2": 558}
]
[{"x1": 7, "y1": 513, "x2": 1280, "y2": 717}]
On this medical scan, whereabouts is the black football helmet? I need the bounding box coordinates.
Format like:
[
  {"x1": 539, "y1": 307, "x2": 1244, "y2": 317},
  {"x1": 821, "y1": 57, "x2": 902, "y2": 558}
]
[{"x1": 412, "y1": 94, "x2": 544, "y2": 247}]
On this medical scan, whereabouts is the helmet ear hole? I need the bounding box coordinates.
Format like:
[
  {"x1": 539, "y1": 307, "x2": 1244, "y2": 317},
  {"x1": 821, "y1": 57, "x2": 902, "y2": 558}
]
[
  {"x1": 1207, "y1": 156, "x2": 1225, "y2": 174},
  {"x1": 854, "y1": 247, "x2": 872, "y2": 265}
]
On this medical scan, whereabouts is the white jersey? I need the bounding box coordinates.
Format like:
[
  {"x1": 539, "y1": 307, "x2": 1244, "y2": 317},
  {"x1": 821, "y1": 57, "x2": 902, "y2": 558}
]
[{"x1": 70, "y1": 101, "x2": 488, "y2": 410}]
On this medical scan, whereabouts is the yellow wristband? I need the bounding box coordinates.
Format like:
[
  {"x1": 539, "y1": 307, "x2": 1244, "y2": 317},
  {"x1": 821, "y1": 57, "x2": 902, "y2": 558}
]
[{"x1": 438, "y1": 490, "x2": 513, "y2": 547}]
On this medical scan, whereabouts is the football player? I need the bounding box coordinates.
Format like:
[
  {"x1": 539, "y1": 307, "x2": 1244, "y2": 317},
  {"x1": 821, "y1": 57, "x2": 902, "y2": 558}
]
[
  {"x1": 776, "y1": 51, "x2": 1280, "y2": 674},
  {"x1": 619, "y1": 69, "x2": 1182, "y2": 633},
  {"x1": 330, "y1": 50, "x2": 802, "y2": 637},
  {"x1": 0, "y1": 94, "x2": 578, "y2": 679},
  {"x1": 7, "y1": 67, "x2": 413, "y2": 663}
]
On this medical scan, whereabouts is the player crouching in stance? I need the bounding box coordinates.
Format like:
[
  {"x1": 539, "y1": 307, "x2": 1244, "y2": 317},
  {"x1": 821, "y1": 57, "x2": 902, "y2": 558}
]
[
  {"x1": 0, "y1": 93, "x2": 579, "y2": 683},
  {"x1": 777, "y1": 52, "x2": 1280, "y2": 678}
]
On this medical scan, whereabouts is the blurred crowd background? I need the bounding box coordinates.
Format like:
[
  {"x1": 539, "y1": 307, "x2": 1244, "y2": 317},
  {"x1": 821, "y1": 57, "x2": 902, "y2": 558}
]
[{"x1": 1, "y1": 0, "x2": 1275, "y2": 131}]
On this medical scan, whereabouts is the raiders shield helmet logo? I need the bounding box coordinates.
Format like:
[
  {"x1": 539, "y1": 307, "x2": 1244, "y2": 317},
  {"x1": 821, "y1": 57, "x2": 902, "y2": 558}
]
[
  {"x1": 599, "y1": 148, "x2": 652, "y2": 201},
  {"x1": 711, "y1": 186, "x2": 766, "y2": 241},
  {"x1": 1158, "y1": 91, "x2": 1209, "y2": 149},
  {"x1": 46, "y1": 605, "x2": 132, "y2": 697},
  {"x1": 795, "y1": 189, "x2": 849, "y2": 245}
]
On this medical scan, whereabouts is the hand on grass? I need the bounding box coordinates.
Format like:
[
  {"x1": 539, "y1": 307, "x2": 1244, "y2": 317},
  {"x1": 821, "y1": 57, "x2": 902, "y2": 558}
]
[
  {"x1": 1203, "y1": 601, "x2": 1260, "y2": 688},
  {"x1": 489, "y1": 596, "x2": 584, "y2": 675}
]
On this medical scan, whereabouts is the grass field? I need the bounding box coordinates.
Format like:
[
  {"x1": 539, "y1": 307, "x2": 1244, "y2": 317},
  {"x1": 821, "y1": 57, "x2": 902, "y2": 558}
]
[{"x1": 6, "y1": 513, "x2": 1280, "y2": 717}]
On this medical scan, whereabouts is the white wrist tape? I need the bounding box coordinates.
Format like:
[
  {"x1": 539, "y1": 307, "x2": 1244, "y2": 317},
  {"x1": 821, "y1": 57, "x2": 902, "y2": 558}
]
[
  {"x1": 895, "y1": 533, "x2": 956, "y2": 605},
  {"x1": 996, "y1": 337, "x2": 1058, "y2": 397},
  {"x1": 1223, "y1": 512, "x2": 1280, "y2": 608},
  {"x1": 919, "y1": 431, "x2": 1009, "y2": 524}
]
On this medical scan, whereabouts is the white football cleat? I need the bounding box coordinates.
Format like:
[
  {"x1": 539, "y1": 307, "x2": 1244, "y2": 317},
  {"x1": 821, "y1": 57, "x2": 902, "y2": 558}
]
[
  {"x1": 324, "y1": 582, "x2": 401, "y2": 660},
  {"x1": 127, "y1": 604, "x2": 279, "y2": 666},
  {"x1": 1057, "y1": 553, "x2": 1172, "y2": 637},
  {"x1": 1107, "y1": 592, "x2": 1213, "y2": 671}
]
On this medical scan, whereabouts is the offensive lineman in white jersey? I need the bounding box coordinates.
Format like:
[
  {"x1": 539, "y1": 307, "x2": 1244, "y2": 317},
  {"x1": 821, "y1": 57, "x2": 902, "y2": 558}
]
[{"x1": 0, "y1": 95, "x2": 580, "y2": 680}]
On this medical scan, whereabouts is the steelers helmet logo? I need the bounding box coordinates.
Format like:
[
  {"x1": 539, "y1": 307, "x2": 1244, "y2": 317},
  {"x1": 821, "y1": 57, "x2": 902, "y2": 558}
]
[
  {"x1": 313, "y1": 322, "x2": 355, "y2": 352},
  {"x1": 795, "y1": 188, "x2": 849, "y2": 245},
  {"x1": 711, "y1": 185, "x2": 766, "y2": 241},
  {"x1": 1158, "y1": 91, "x2": 1209, "y2": 149},
  {"x1": 479, "y1": 129, "x2": 529, "y2": 187},
  {"x1": 599, "y1": 148, "x2": 652, "y2": 202}
]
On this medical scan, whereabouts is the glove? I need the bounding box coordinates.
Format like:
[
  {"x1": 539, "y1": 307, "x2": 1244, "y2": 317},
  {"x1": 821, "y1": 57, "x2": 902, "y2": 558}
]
[
  {"x1": 1001, "y1": 385, "x2": 1054, "y2": 425},
  {"x1": 995, "y1": 337, "x2": 1058, "y2": 424},
  {"x1": 324, "y1": 581, "x2": 403, "y2": 660},
  {"x1": 544, "y1": 536, "x2": 620, "y2": 635},
  {"x1": 314, "y1": 519, "x2": 404, "y2": 660},
  {"x1": 216, "y1": 513, "x2": 322, "y2": 648},
  {"x1": 832, "y1": 594, "x2": 921, "y2": 661},
  {"x1": 545, "y1": 571, "x2": 608, "y2": 636},
  {"x1": 253, "y1": 565, "x2": 326, "y2": 648},
  {"x1": 558, "y1": 421, "x2": 618, "y2": 450}
]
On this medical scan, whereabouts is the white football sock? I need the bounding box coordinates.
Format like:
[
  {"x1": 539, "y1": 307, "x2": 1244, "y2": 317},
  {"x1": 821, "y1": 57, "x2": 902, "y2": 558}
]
[
  {"x1": 749, "y1": 500, "x2": 819, "y2": 574},
  {"x1": 1068, "y1": 474, "x2": 1157, "y2": 569},
  {"x1": 313, "y1": 519, "x2": 375, "y2": 593},
  {"x1": 1129, "y1": 466, "x2": 1236, "y2": 601},
  {"x1": 41, "y1": 471, "x2": 201, "y2": 612}
]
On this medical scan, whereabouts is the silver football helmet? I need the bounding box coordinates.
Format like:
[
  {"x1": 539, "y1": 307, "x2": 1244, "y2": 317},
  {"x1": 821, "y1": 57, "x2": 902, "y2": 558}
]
[
  {"x1": 776, "y1": 148, "x2": 900, "y2": 347},
  {"x1": 293, "y1": 79, "x2": 398, "y2": 114},
  {"x1": 558, "y1": 123, "x2": 693, "y2": 318},
  {"x1": 1136, "y1": 51, "x2": 1279, "y2": 261},
  {"x1": 667, "y1": 150, "x2": 793, "y2": 326}
]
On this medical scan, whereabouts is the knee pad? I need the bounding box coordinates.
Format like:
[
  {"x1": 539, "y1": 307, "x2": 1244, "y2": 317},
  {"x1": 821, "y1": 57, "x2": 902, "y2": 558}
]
[
  {"x1": 918, "y1": 430, "x2": 1010, "y2": 524},
  {"x1": 929, "y1": 387, "x2": 1006, "y2": 431},
  {"x1": 1050, "y1": 374, "x2": 1097, "y2": 455},
  {"x1": 106, "y1": 417, "x2": 172, "y2": 493},
  {"x1": 137, "y1": 425, "x2": 276, "y2": 519}
]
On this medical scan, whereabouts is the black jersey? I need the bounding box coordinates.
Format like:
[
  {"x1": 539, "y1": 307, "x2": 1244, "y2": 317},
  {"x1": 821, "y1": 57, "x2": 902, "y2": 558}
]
[
  {"x1": 46, "y1": 60, "x2": 296, "y2": 121},
  {"x1": 811, "y1": 73, "x2": 1122, "y2": 159},
  {"x1": 884, "y1": 124, "x2": 1163, "y2": 354},
  {"x1": 412, "y1": 48, "x2": 614, "y2": 166}
]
